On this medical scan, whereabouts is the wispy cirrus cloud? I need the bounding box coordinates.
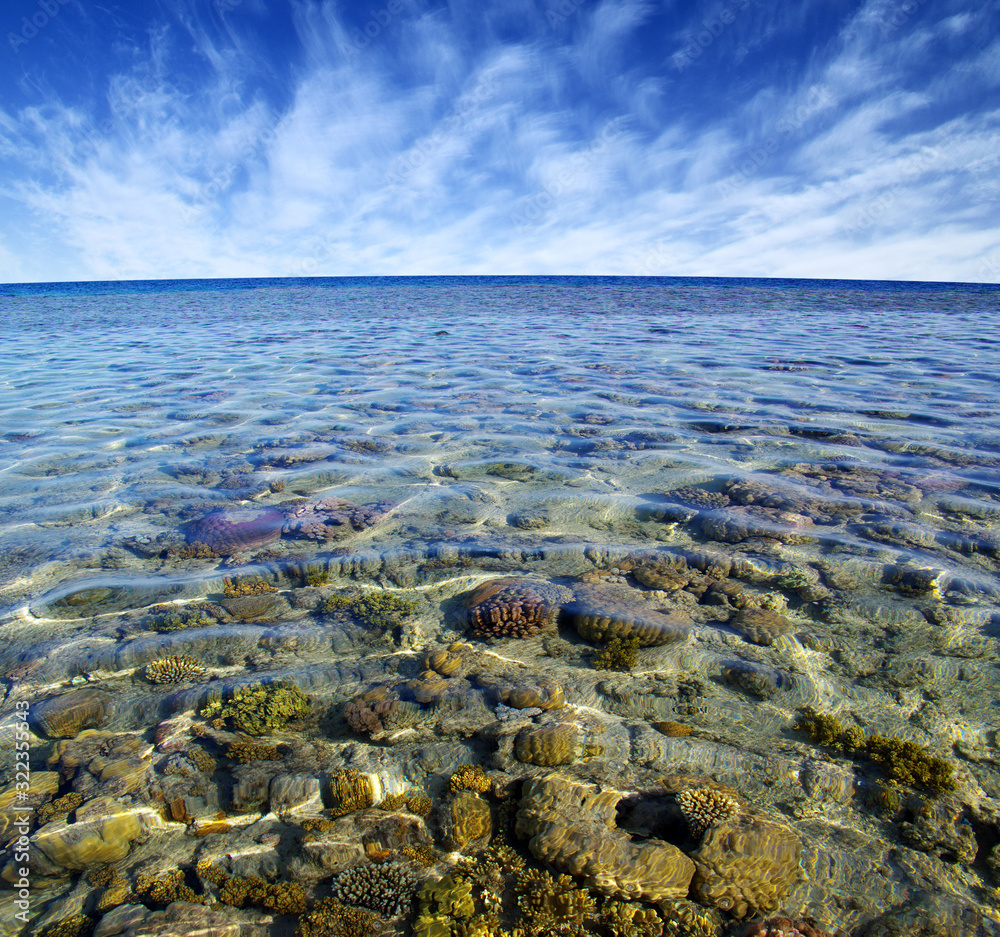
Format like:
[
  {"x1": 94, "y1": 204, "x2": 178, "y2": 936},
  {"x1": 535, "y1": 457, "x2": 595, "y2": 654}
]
[{"x1": 0, "y1": 0, "x2": 997, "y2": 282}]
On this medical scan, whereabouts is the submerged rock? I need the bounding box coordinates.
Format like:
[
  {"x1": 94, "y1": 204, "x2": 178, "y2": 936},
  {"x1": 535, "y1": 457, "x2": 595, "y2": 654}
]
[
  {"x1": 186, "y1": 506, "x2": 284, "y2": 555},
  {"x1": 566, "y1": 583, "x2": 690, "y2": 646},
  {"x1": 31, "y1": 689, "x2": 111, "y2": 739},
  {"x1": 515, "y1": 774, "x2": 696, "y2": 902}
]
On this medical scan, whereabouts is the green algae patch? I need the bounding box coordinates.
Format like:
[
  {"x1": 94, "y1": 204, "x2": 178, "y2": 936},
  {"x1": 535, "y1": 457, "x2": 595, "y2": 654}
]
[
  {"x1": 321, "y1": 590, "x2": 418, "y2": 629},
  {"x1": 796, "y1": 707, "x2": 955, "y2": 794},
  {"x1": 201, "y1": 682, "x2": 311, "y2": 736}
]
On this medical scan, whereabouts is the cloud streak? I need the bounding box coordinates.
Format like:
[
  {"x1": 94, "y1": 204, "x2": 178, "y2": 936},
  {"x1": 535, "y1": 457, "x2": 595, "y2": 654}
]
[{"x1": 0, "y1": 0, "x2": 998, "y2": 282}]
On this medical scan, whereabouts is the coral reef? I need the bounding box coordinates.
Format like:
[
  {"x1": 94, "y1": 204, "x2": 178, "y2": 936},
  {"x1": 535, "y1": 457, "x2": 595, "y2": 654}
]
[
  {"x1": 330, "y1": 860, "x2": 423, "y2": 917},
  {"x1": 283, "y1": 497, "x2": 394, "y2": 540},
  {"x1": 593, "y1": 637, "x2": 642, "y2": 671},
  {"x1": 225, "y1": 738, "x2": 284, "y2": 762},
  {"x1": 796, "y1": 708, "x2": 955, "y2": 793},
  {"x1": 222, "y1": 576, "x2": 278, "y2": 597},
  {"x1": 322, "y1": 590, "x2": 419, "y2": 629},
  {"x1": 514, "y1": 723, "x2": 587, "y2": 767},
  {"x1": 413, "y1": 874, "x2": 476, "y2": 934},
  {"x1": 689, "y1": 814, "x2": 802, "y2": 918},
  {"x1": 187, "y1": 506, "x2": 284, "y2": 555},
  {"x1": 600, "y1": 900, "x2": 666, "y2": 937},
  {"x1": 187, "y1": 746, "x2": 218, "y2": 773},
  {"x1": 464, "y1": 578, "x2": 573, "y2": 639},
  {"x1": 566, "y1": 584, "x2": 689, "y2": 647},
  {"x1": 134, "y1": 869, "x2": 203, "y2": 906},
  {"x1": 31, "y1": 689, "x2": 111, "y2": 738},
  {"x1": 676, "y1": 788, "x2": 742, "y2": 837},
  {"x1": 515, "y1": 868, "x2": 596, "y2": 927},
  {"x1": 653, "y1": 722, "x2": 694, "y2": 738},
  {"x1": 344, "y1": 686, "x2": 423, "y2": 736},
  {"x1": 450, "y1": 765, "x2": 492, "y2": 794},
  {"x1": 201, "y1": 682, "x2": 311, "y2": 735},
  {"x1": 425, "y1": 643, "x2": 474, "y2": 676},
  {"x1": 37, "y1": 792, "x2": 84, "y2": 824},
  {"x1": 515, "y1": 775, "x2": 696, "y2": 902},
  {"x1": 440, "y1": 791, "x2": 492, "y2": 852},
  {"x1": 731, "y1": 608, "x2": 795, "y2": 646},
  {"x1": 328, "y1": 768, "x2": 377, "y2": 817},
  {"x1": 498, "y1": 679, "x2": 565, "y2": 710},
  {"x1": 144, "y1": 655, "x2": 206, "y2": 684},
  {"x1": 218, "y1": 875, "x2": 308, "y2": 914},
  {"x1": 220, "y1": 592, "x2": 290, "y2": 620},
  {"x1": 33, "y1": 797, "x2": 147, "y2": 869},
  {"x1": 656, "y1": 899, "x2": 723, "y2": 937},
  {"x1": 36, "y1": 915, "x2": 94, "y2": 937},
  {"x1": 733, "y1": 919, "x2": 836, "y2": 937},
  {"x1": 145, "y1": 606, "x2": 216, "y2": 632},
  {"x1": 297, "y1": 898, "x2": 385, "y2": 937}
]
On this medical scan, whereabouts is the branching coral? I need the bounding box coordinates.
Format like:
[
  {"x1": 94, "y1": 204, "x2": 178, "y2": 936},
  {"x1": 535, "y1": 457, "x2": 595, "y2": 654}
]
[
  {"x1": 200, "y1": 682, "x2": 311, "y2": 735},
  {"x1": 219, "y1": 874, "x2": 307, "y2": 914},
  {"x1": 599, "y1": 900, "x2": 665, "y2": 937},
  {"x1": 515, "y1": 869, "x2": 596, "y2": 929},
  {"x1": 145, "y1": 655, "x2": 206, "y2": 684},
  {"x1": 331, "y1": 861, "x2": 423, "y2": 918},
  {"x1": 296, "y1": 898, "x2": 385, "y2": 937},
  {"x1": 676, "y1": 788, "x2": 741, "y2": 837}
]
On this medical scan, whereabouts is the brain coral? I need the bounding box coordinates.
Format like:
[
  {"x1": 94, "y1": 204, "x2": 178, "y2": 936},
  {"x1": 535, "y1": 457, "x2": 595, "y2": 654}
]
[
  {"x1": 464, "y1": 578, "x2": 573, "y2": 639},
  {"x1": 689, "y1": 814, "x2": 802, "y2": 918},
  {"x1": 282, "y1": 497, "x2": 393, "y2": 540},
  {"x1": 566, "y1": 583, "x2": 690, "y2": 646},
  {"x1": 186, "y1": 506, "x2": 284, "y2": 555},
  {"x1": 515, "y1": 775, "x2": 695, "y2": 903}
]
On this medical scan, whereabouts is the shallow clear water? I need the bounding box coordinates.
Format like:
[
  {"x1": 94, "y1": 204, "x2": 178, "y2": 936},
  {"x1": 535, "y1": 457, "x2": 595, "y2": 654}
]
[{"x1": 1, "y1": 276, "x2": 1000, "y2": 935}]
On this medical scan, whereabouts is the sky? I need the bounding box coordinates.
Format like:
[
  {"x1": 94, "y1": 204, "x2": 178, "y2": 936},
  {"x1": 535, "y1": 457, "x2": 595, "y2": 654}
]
[{"x1": 0, "y1": 0, "x2": 998, "y2": 283}]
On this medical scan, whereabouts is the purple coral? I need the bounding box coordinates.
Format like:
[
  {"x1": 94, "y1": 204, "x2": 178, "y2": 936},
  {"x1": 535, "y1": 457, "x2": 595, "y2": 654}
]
[
  {"x1": 186, "y1": 507, "x2": 284, "y2": 555},
  {"x1": 282, "y1": 498, "x2": 393, "y2": 540}
]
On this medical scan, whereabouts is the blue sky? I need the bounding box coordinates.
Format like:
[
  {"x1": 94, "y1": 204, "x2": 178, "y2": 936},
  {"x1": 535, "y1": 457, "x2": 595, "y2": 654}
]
[{"x1": 1, "y1": 0, "x2": 998, "y2": 282}]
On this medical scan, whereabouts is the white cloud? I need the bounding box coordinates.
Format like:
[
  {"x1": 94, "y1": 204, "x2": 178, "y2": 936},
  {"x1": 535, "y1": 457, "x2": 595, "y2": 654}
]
[{"x1": 0, "y1": 0, "x2": 997, "y2": 282}]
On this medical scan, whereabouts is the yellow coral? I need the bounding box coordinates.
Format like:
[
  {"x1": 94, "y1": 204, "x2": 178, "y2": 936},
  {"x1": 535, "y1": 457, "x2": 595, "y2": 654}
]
[
  {"x1": 223, "y1": 576, "x2": 278, "y2": 597},
  {"x1": 144, "y1": 655, "x2": 206, "y2": 684},
  {"x1": 450, "y1": 765, "x2": 492, "y2": 794}
]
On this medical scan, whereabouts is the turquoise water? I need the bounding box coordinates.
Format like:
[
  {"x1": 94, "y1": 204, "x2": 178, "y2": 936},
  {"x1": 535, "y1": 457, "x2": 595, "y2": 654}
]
[{"x1": 1, "y1": 277, "x2": 999, "y2": 935}]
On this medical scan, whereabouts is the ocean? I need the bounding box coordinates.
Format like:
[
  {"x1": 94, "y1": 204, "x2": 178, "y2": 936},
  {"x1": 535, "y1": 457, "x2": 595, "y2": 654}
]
[{"x1": 1, "y1": 276, "x2": 999, "y2": 935}]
